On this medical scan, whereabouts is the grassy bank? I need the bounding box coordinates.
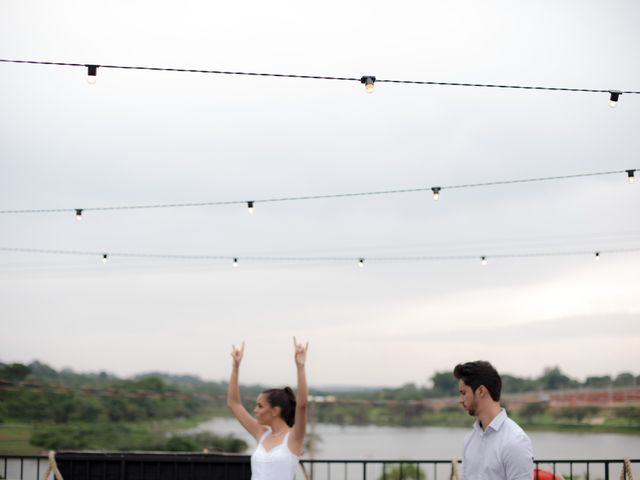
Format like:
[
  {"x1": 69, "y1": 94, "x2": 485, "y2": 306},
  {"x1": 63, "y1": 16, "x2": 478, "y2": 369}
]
[
  {"x1": 313, "y1": 402, "x2": 640, "y2": 434},
  {"x1": 0, "y1": 408, "x2": 230, "y2": 454}
]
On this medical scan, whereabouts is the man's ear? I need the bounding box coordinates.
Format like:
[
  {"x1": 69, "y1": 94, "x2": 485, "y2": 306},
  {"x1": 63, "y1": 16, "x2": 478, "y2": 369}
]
[{"x1": 476, "y1": 385, "x2": 487, "y2": 398}]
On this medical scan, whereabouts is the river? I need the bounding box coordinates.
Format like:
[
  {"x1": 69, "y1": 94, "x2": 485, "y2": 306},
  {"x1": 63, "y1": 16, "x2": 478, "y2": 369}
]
[
  {"x1": 191, "y1": 416, "x2": 640, "y2": 459},
  {"x1": 3, "y1": 417, "x2": 637, "y2": 480}
]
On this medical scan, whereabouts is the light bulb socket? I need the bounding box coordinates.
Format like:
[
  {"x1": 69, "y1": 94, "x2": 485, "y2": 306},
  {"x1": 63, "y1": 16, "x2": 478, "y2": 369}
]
[
  {"x1": 431, "y1": 187, "x2": 441, "y2": 200},
  {"x1": 358, "y1": 258, "x2": 364, "y2": 267},
  {"x1": 233, "y1": 258, "x2": 238, "y2": 267},
  {"x1": 627, "y1": 169, "x2": 636, "y2": 183},
  {"x1": 595, "y1": 252, "x2": 600, "y2": 260},
  {"x1": 102, "y1": 253, "x2": 108, "y2": 263},
  {"x1": 247, "y1": 201, "x2": 254, "y2": 213},
  {"x1": 86, "y1": 65, "x2": 98, "y2": 83},
  {"x1": 481, "y1": 256, "x2": 487, "y2": 265},
  {"x1": 360, "y1": 76, "x2": 376, "y2": 93},
  {"x1": 609, "y1": 90, "x2": 621, "y2": 107},
  {"x1": 75, "y1": 208, "x2": 83, "y2": 220}
]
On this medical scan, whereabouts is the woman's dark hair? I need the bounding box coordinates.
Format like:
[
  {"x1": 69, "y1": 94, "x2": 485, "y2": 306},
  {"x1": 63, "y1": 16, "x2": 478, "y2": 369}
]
[
  {"x1": 262, "y1": 387, "x2": 296, "y2": 427},
  {"x1": 453, "y1": 360, "x2": 502, "y2": 401}
]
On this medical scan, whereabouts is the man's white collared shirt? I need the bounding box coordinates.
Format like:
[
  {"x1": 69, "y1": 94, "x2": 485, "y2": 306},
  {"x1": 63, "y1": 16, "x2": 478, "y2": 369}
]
[{"x1": 461, "y1": 409, "x2": 533, "y2": 480}]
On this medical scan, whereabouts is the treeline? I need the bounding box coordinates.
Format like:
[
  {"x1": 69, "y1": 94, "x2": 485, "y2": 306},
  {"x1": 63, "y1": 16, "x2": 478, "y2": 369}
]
[
  {"x1": 27, "y1": 424, "x2": 247, "y2": 453},
  {"x1": 312, "y1": 367, "x2": 639, "y2": 431},
  {"x1": 313, "y1": 400, "x2": 640, "y2": 432},
  {"x1": 332, "y1": 367, "x2": 640, "y2": 402},
  {"x1": 0, "y1": 363, "x2": 205, "y2": 424},
  {"x1": 7, "y1": 360, "x2": 636, "y2": 404},
  {"x1": 0, "y1": 361, "x2": 246, "y2": 453},
  {"x1": 7, "y1": 363, "x2": 266, "y2": 399}
]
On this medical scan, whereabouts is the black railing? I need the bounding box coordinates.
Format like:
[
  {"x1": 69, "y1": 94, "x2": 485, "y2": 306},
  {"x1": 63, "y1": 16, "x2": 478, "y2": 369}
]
[
  {"x1": 1, "y1": 453, "x2": 638, "y2": 480},
  {"x1": 299, "y1": 459, "x2": 639, "y2": 480},
  {"x1": 0, "y1": 452, "x2": 252, "y2": 480}
]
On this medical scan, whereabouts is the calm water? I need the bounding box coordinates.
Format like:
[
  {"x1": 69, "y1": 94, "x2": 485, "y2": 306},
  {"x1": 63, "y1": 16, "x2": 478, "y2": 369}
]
[
  {"x1": 191, "y1": 416, "x2": 640, "y2": 459},
  {"x1": 3, "y1": 419, "x2": 638, "y2": 480}
]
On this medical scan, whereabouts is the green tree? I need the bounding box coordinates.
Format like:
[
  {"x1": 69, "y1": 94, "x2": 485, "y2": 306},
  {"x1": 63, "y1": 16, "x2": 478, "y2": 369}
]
[
  {"x1": 502, "y1": 374, "x2": 536, "y2": 393},
  {"x1": 50, "y1": 394, "x2": 76, "y2": 423},
  {"x1": 5, "y1": 390, "x2": 52, "y2": 421},
  {"x1": 102, "y1": 396, "x2": 145, "y2": 422},
  {"x1": 614, "y1": 406, "x2": 640, "y2": 426},
  {"x1": 164, "y1": 433, "x2": 247, "y2": 453},
  {"x1": 396, "y1": 383, "x2": 422, "y2": 401},
  {"x1": 193, "y1": 433, "x2": 248, "y2": 453},
  {"x1": 613, "y1": 373, "x2": 636, "y2": 387},
  {"x1": 379, "y1": 464, "x2": 426, "y2": 480},
  {"x1": 28, "y1": 361, "x2": 59, "y2": 380},
  {"x1": 539, "y1": 367, "x2": 574, "y2": 390},
  {"x1": 70, "y1": 396, "x2": 102, "y2": 422},
  {"x1": 584, "y1": 375, "x2": 612, "y2": 388},
  {"x1": 555, "y1": 406, "x2": 600, "y2": 423},
  {"x1": 132, "y1": 376, "x2": 167, "y2": 392},
  {"x1": 431, "y1": 371, "x2": 458, "y2": 397},
  {"x1": 166, "y1": 435, "x2": 201, "y2": 452},
  {"x1": 30, "y1": 426, "x2": 91, "y2": 450},
  {"x1": 0, "y1": 363, "x2": 31, "y2": 382},
  {"x1": 518, "y1": 402, "x2": 548, "y2": 423}
]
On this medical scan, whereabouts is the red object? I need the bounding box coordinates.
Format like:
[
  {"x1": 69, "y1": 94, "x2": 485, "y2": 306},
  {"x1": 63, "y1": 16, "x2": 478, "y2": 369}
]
[{"x1": 534, "y1": 468, "x2": 563, "y2": 480}]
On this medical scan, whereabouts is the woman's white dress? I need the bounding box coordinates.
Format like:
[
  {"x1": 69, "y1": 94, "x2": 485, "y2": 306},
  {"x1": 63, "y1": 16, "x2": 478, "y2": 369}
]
[{"x1": 250, "y1": 429, "x2": 299, "y2": 480}]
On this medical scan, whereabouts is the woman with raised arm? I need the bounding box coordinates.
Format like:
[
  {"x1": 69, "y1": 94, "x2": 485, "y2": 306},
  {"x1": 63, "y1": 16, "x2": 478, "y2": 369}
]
[{"x1": 227, "y1": 337, "x2": 309, "y2": 480}]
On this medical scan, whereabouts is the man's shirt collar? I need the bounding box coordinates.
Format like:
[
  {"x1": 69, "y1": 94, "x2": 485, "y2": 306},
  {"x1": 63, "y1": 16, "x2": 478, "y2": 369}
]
[{"x1": 473, "y1": 408, "x2": 507, "y2": 433}]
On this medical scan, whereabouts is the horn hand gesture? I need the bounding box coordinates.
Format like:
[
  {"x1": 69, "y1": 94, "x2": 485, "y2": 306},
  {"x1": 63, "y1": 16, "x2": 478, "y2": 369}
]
[
  {"x1": 293, "y1": 336, "x2": 309, "y2": 367},
  {"x1": 231, "y1": 341, "x2": 245, "y2": 368}
]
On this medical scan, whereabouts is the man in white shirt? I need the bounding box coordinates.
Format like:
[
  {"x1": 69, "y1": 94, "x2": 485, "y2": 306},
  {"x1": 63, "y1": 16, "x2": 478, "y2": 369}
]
[{"x1": 454, "y1": 361, "x2": 534, "y2": 480}]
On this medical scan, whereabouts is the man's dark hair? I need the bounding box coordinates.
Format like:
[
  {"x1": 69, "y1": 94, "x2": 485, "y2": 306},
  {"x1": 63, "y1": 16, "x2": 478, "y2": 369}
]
[{"x1": 453, "y1": 361, "x2": 502, "y2": 401}]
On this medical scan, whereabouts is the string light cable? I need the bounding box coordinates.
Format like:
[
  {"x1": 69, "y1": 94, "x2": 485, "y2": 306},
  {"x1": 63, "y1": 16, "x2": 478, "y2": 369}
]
[
  {"x1": 0, "y1": 168, "x2": 636, "y2": 217},
  {"x1": 1, "y1": 59, "x2": 639, "y2": 102},
  {"x1": 1, "y1": 246, "x2": 638, "y2": 265}
]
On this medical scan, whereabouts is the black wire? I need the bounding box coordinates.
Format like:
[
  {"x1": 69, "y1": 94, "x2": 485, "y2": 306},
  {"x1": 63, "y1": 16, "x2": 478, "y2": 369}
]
[
  {"x1": 1, "y1": 246, "x2": 638, "y2": 262},
  {"x1": 377, "y1": 78, "x2": 640, "y2": 94},
  {"x1": 1, "y1": 59, "x2": 639, "y2": 94},
  {"x1": 442, "y1": 170, "x2": 631, "y2": 190},
  {"x1": 0, "y1": 169, "x2": 635, "y2": 215},
  {"x1": 0, "y1": 59, "x2": 359, "y2": 81}
]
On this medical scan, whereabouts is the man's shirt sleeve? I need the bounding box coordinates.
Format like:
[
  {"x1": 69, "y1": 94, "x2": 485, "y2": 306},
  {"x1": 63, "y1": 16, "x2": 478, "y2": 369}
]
[{"x1": 502, "y1": 433, "x2": 534, "y2": 480}]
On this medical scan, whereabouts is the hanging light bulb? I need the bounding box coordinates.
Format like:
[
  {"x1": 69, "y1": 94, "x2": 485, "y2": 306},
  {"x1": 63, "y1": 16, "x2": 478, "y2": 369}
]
[
  {"x1": 481, "y1": 256, "x2": 487, "y2": 266},
  {"x1": 102, "y1": 253, "x2": 108, "y2": 264},
  {"x1": 360, "y1": 76, "x2": 376, "y2": 94},
  {"x1": 595, "y1": 252, "x2": 600, "y2": 261},
  {"x1": 75, "y1": 209, "x2": 83, "y2": 221},
  {"x1": 86, "y1": 65, "x2": 98, "y2": 85},
  {"x1": 233, "y1": 258, "x2": 239, "y2": 267},
  {"x1": 627, "y1": 169, "x2": 636, "y2": 184},
  {"x1": 608, "y1": 90, "x2": 621, "y2": 108},
  {"x1": 431, "y1": 187, "x2": 441, "y2": 201},
  {"x1": 358, "y1": 258, "x2": 365, "y2": 267},
  {"x1": 247, "y1": 201, "x2": 254, "y2": 214}
]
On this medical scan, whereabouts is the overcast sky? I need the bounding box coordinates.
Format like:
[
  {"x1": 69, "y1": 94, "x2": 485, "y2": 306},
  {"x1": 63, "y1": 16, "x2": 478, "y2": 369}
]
[{"x1": 1, "y1": 0, "x2": 639, "y2": 387}]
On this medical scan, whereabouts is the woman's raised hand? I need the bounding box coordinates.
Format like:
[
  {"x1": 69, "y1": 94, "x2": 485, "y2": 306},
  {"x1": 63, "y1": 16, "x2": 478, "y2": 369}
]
[
  {"x1": 231, "y1": 341, "x2": 245, "y2": 368},
  {"x1": 293, "y1": 336, "x2": 309, "y2": 366}
]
